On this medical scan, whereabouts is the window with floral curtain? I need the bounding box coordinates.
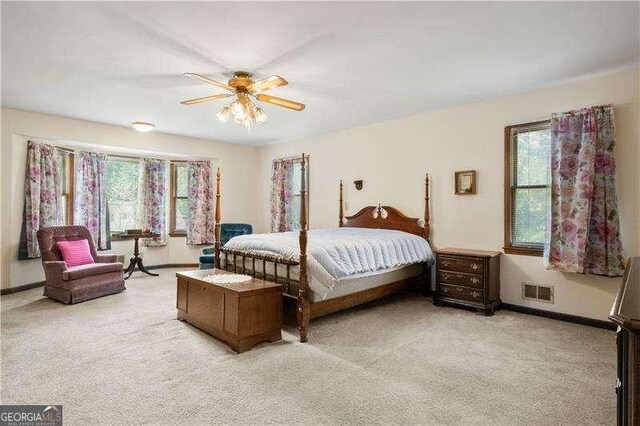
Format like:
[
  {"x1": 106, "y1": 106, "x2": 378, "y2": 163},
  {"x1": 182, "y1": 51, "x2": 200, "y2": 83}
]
[
  {"x1": 18, "y1": 141, "x2": 63, "y2": 259},
  {"x1": 269, "y1": 156, "x2": 309, "y2": 232},
  {"x1": 138, "y1": 158, "x2": 169, "y2": 247},
  {"x1": 74, "y1": 151, "x2": 111, "y2": 250},
  {"x1": 544, "y1": 104, "x2": 624, "y2": 277},
  {"x1": 270, "y1": 158, "x2": 294, "y2": 232},
  {"x1": 186, "y1": 160, "x2": 214, "y2": 245}
]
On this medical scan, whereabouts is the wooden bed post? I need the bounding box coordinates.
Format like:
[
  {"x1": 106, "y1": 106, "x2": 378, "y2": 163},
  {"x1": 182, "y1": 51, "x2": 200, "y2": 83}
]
[
  {"x1": 423, "y1": 173, "x2": 432, "y2": 296},
  {"x1": 424, "y1": 174, "x2": 430, "y2": 240},
  {"x1": 297, "y1": 154, "x2": 310, "y2": 342},
  {"x1": 338, "y1": 179, "x2": 344, "y2": 227},
  {"x1": 214, "y1": 167, "x2": 221, "y2": 269}
]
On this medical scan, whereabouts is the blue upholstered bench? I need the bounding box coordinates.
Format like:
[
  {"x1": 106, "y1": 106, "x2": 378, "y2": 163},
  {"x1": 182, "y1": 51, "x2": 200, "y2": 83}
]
[{"x1": 199, "y1": 223, "x2": 253, "y2": 270}]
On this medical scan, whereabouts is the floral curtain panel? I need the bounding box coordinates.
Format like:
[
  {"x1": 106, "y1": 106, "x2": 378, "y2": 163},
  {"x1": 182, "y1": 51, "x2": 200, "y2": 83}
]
[
  {"x1": 544, "y1": 104, "x2": 624, "y2": 277},
  {"x1": 138, "y1": 158, "x2": 169, "y2": 247},
  {"x1": 18, "y1": 141, "x2": 63, "y2": 259},
  {"x1": 74, "y1": 151, "x2": 111, "y2": 250},
  {"x1": 270, "y1": 158, "x2": 295, "y2": 232},
  {"x1": 186, "y1": 161, "x2": 215, "y2": 245}
]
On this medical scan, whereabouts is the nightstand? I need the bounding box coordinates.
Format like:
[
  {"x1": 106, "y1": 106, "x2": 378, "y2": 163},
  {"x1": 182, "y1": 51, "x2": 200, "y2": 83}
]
[{"x1": 433, "y1": 248, "x2": 501, "y2": 316}]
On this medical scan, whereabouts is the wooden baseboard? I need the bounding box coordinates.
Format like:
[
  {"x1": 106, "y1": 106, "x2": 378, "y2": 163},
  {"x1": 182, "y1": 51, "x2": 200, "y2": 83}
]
[
  {"x1": 0, "y1": 280, "x2": 47, "y2": 295},
  {"x1": 142, "y1": 263, "x2": 199, "y2": 271},
  {"x1": 0, "y1": 263, "x2": 200, "y2": 295},
  {"x1": 501, "y1": 303, "x2": 616, "y2": 331}
]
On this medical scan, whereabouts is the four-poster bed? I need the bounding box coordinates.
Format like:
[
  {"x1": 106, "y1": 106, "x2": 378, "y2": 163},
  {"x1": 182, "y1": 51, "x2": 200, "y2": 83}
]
[{"x1": 214, "y1": 154, "x2": 433, "y2": 342}]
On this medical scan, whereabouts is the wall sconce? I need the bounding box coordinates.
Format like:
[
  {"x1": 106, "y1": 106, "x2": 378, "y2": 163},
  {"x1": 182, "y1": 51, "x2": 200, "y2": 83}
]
[{"x1": 353, "y1": 180, "x2": 363, "y2": 191}]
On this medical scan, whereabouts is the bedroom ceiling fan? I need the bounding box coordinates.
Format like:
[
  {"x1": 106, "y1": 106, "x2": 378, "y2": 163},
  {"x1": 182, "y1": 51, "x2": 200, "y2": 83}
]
[{"x1": 180, "y1": 71, "x2": 305, "y2": 131}]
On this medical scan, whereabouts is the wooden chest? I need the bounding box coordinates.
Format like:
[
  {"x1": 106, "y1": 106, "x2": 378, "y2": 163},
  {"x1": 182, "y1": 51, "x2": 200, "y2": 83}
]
[
  {"x1": 176, "y1": 269, "x2": 282, "y2": 353},
  {"x1": 433, "y1": 248, "x2": 501, "y2": 316}
]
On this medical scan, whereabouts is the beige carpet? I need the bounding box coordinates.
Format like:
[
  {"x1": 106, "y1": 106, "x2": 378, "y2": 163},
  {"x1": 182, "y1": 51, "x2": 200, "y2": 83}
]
[{"x1": 1, "y1": 268, "x2": 615, "y2": 425}]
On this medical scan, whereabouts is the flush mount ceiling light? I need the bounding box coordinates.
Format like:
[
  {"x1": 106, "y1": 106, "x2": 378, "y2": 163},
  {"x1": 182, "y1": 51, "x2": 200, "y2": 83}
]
[
  {"x1": 180, "y1": 71, "x2": 305, "y2": 132},
  {"x1": 131, "y1": 122, "x2": 155, "y2": 133}
]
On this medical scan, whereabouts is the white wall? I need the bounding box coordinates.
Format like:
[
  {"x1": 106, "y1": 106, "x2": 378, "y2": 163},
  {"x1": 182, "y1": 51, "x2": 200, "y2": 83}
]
[
  {"x1": 1, "y1": 108, "x2": 260, "y2": 289},
  {"x1": 257, "y1": 67, "x2": 640, "y2": 321}
]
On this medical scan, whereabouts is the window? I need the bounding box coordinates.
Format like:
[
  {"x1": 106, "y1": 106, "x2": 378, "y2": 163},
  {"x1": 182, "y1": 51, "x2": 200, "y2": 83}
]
[
  {"x1": 106, "y1": 158, "x2": 140, "y2": 233},
  {"x1": 290, "y1": 157, "x2": 310, "y2": 230},
  {"x1": 57, "y1": 150, "x2": 74, "y2": 225},
  {"x1": 504, "y1": 120, "x2": 551, "y2": 256},
  {"x1": 169, "y1": 162, "x2": 188, "y2": 236}
]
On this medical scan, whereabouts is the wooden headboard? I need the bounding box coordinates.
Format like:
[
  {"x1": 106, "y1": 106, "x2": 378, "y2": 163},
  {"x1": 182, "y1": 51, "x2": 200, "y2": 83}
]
[{"x1": 338, "y1": 175, "x2": 430, "y2": 240}]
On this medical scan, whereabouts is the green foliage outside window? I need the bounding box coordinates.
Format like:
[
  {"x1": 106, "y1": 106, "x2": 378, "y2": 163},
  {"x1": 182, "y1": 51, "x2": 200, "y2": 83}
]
[
  {"x1": 174, "y1": 163, "x2": 189, "y2": 232},
  {"x1": 512, "y1": 127, "x2": 551, "y2": 248},
  {"x1": 107, "y1": 159, "x2": 139, "y2": 232}
]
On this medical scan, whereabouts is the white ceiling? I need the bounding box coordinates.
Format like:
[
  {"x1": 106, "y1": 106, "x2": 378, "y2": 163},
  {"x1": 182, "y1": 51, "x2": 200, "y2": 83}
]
[{"x1": 2, "y1": 2, "x2": 638, "y2": 146}]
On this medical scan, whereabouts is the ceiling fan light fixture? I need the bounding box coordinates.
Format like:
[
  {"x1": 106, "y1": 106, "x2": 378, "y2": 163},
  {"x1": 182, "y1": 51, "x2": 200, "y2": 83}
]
[
  {"x1": 230, "y1": 100, "x2": 243, "y2": 115},
  {"x1": 180, "y1": 71, "x2": 304, "y2": 133},
  {"x1": 255, "y1": 107, "x2": 269, "y2": 124},
  {"x1": 216, "y1": 106, "x2": 231, "y2": 123},
  {"x1": 131, "y1": 121, "x2": 155, "y2": 133}
]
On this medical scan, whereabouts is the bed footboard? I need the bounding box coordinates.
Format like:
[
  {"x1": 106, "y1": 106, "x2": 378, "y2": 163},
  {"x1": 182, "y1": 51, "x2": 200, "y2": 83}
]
[{"x1": 220, "y1": 248, "x2": 299, "y2": 294}]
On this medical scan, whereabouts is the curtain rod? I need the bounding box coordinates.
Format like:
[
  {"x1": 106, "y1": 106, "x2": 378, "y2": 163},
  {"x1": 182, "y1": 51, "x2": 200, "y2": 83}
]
[
  {"x1": 20, "y1": 134, "x2": 216, "y2": 163},
  {"x1": 48, "y1": 145, "x2": 189, "y2": 163},
  {"x1": 552, "y1": 103, "x2": 614, "y2": 117},
  {"x1": 274, "y1": 154, "x2": 308, "y2": 161}
]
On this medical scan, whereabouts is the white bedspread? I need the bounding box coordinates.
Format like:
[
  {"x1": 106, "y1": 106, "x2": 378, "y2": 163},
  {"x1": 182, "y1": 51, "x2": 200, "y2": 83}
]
[{"x1": 223, "y1": 227, "x2": 434, "y2": 298}]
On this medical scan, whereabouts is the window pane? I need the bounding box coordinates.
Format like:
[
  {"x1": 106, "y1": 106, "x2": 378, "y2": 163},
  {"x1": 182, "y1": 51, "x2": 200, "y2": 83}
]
[
  {"x1": 175, "y1": 198, "x2": 189, "y2": 232},
  {"x1": 513, "y1": 187, "x2": 550, "y2": 247},
  {"x1": 292, "y1": 162, "x2": 302, "y2": 195},
  {"x1": 107, "y1": 159, "x2": 140, "y2": 232},
  {"x1": 176, "y1": 164, "x2": 188, "y2": 197},
  {"x1": 57, "y1": 151, "x2": 71, "y2": 224},
  {"x1": 57, "y1": 151, "x2": 68, "y2": 194},
  {"x1": 516, "y1": 128, "x2": 551, "y2": 186},
  {"x1": 60, "y1": 194, "x2": 67, "y2": 225},
  {"x1": 290, "y1": 196, "x2": 301, "y2": 230}
]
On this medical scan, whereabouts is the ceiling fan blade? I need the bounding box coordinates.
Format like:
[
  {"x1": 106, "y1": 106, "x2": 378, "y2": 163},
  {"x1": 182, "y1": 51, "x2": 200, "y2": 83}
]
[
  {"x1": 247, "y1": 75, "x2": 288, "y2": 93},
  {"x1": 180, "y1": 93, "x2": 232, "y2": 105},
  {"x1": 255, "y1": 94, "x2": 305, "y2": 111},
  {"x1": 183, "y1": 73, "x2": 234, "y2": 92}
]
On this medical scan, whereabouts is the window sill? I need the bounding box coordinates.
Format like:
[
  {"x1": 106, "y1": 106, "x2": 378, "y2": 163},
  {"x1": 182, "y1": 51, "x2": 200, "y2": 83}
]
[
  {"x1": 111, "y1": 233, "x2": 187, "y2": 240},
  {"x1": 110, "y1": 234, "x2": 134, "y2": 241},
  {"x1": 503, "y1": 246, "x2": 543, "y2": 257}
]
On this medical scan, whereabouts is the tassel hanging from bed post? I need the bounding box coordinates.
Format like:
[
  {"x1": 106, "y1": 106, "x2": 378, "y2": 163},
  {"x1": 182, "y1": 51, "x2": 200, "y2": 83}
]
[
  {"x1": 338, "y1": 180, "x2": 344, "y2": 228},
  {"x1": 214, "y1": 167, "x2": 222, "y2": 269},
  {"x1": 297, "y1": 153, "x2": 311, "y2": 343}
]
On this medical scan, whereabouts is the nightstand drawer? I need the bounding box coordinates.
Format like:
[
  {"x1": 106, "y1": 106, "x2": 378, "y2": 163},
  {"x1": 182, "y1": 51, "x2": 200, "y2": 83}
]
[
  {"x1": 437, "y1": 284, "x2": 483, "y2": 303},
  {"x1": 437, "y1": 256, "x2": 484, "y2": 274},
  {"x1": 437, "y1": 270, "x2": 483, "y2": 289}
]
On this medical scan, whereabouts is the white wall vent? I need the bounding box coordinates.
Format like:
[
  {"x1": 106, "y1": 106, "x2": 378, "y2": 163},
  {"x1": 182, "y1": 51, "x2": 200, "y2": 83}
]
[{"x1": 522, "y1": 283, "x2": 554, "y2": 304}]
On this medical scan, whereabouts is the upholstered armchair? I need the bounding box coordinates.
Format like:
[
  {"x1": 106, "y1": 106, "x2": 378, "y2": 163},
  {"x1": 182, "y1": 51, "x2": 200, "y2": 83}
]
[
  {"x1": 37, "y1": 225, "x2": 125, "y2": 304},
  {"x1": 199, "y1": 223, "x2": 253, "y2": 269}
]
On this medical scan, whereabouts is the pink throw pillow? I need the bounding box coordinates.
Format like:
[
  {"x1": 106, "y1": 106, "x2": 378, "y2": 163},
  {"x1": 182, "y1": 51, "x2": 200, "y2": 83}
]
[{"x1": 57, "y1": 239, "x2": 95, "y2": 267}]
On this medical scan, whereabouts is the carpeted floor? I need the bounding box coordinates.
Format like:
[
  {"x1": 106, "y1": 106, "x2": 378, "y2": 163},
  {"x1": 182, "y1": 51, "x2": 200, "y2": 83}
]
[{"x1": 1, "y1": 268, "x2": 615, "y2": 425}]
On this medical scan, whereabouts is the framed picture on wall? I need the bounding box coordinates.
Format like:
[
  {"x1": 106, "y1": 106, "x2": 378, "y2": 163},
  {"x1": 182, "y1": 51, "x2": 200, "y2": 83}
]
[{"x1": 455, "y1": 170, "x2": 476, "y2": 195}]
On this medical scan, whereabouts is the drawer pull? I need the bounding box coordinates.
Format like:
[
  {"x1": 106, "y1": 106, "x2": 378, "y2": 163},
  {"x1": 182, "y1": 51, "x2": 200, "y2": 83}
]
[
  {"x1": 471, "y1": 263, "x2": 480, "y2": 270},
  {"x1": 471, "y1": 291, "x2": 480, "y2": 298},
  {"x1": 442, "y1": 260, "x2": 450, "y2": 267},
  {"x1": 442, "y1": 273, "x2": 449, "y2": 280},
  {"x1": 471, "y1": 277, "x2": 480, "y2": 284},
  {"x1": 442, "y1": 287, "x2": 449, "y2": 293}
]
